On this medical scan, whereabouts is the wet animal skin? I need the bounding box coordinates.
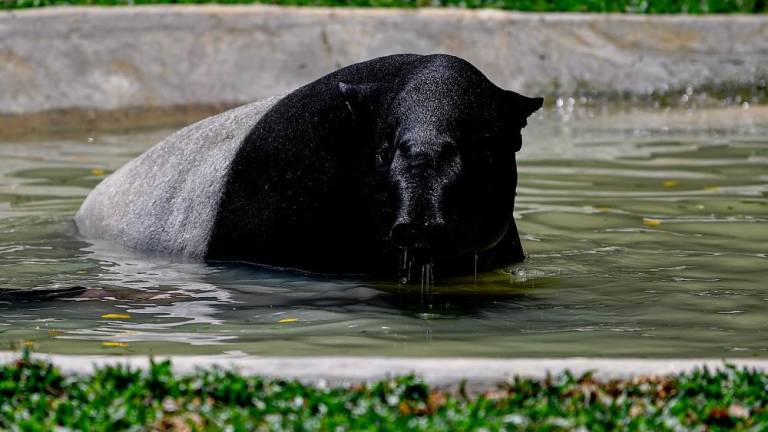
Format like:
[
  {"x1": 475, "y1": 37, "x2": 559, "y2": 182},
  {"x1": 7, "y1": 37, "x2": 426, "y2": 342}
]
[
  {"x1": 76, "y1": 54, "x2": 543, "y2": 276},
  {"x1": 208, "y1": 54, "x2": 542, "y2": 274}
]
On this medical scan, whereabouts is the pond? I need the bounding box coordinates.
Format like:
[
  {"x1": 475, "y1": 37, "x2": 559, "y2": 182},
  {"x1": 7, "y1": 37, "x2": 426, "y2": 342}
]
[{"x1": 1, "y1": 105, "x2": 767, "y2": 357}]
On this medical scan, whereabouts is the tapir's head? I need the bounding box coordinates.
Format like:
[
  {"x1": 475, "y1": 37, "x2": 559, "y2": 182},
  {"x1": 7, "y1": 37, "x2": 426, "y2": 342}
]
[{"x1": 339, "y1": 55, "x2": 542, "y2": 267}]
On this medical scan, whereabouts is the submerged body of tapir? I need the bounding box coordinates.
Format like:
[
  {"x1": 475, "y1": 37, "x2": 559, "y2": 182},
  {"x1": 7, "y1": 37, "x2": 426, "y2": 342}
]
[{"x1": 75, "y1": 54, "x2": 543, "y2": 277}]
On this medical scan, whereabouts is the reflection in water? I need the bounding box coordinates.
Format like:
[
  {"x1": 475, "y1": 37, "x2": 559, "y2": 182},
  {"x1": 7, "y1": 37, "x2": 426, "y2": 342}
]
[
  {"x1": 0, "y1": 107, "x2": 767, "y2": 357},
  {"x1": 59, "y1": 240, "x2": 236, "y2": 345}
]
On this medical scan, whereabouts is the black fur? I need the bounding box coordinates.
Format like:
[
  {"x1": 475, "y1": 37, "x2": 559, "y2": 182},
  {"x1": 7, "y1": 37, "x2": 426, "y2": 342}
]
[{"x1": 207, "y1": 54, "x2": 542, "y2": 275}]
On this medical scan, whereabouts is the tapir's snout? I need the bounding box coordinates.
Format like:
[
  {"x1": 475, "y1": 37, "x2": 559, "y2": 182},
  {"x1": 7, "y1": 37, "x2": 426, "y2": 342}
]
[
  {"x1": 388, "y1": 138, "x2": 462, "y2": 255},
  {"x1": 388, "y1": 179, "x2": 459, "y2": 256},
  {"x1": 390, "y1": 219, "x2": 452, "y2": 250}
]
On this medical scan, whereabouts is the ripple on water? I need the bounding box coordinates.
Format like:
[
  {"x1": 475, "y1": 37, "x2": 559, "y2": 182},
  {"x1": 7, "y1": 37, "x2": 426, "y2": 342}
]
[{"x1": 0, "y1": 108, "x2": 767, "y2": 357}]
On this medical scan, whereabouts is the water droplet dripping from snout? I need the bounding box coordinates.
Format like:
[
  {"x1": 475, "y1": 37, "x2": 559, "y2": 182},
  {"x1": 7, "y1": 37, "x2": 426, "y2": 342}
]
[
  {"x1": 420, "y1": 264, "x2": 425, "y2": 309},
  {"x1": 419, "y1": 262, "x2": 435, "y2": 319},
  {"x1": 398, "y1": 247, "x2": 409, "y2": 285}
]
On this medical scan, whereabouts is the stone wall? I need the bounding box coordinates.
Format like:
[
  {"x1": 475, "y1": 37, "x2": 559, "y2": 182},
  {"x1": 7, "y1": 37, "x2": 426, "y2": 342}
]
[{"x1": 1, "y1": 6, "x2": 766, "y2": 133}]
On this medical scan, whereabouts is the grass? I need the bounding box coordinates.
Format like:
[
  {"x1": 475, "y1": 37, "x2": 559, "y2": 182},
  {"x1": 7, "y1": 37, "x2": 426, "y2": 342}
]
[
  {"x1": 3, "y1": 0, "x2": 767, "y2": 13},
  {"x1": 2, "y1": 352, "x2": 768, "y2": 430}
]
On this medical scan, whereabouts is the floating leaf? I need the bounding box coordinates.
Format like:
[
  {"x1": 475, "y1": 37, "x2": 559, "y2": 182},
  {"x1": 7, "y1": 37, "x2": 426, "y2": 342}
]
[
  {"x1": 102, "y1": 341, "x2": 128, "y2": 347},
  {"x1": 278, "y1": 318, "x2": 298, "y2": 324},
  {"x1": 643, "y1": 218, "x2": 662, "y2": 227},
  {"x1": 704, "y1": 185, "x2": 720, "y2": 192},
  {"x1": 663, "y1": 180, "x2": 679, "y2": 188},
  {"x1": 101, "y1": 313, "x2": 131, "y2": 319},
  {"x1": 90, "y1": 168, "x2": 106, "y2": 176}
]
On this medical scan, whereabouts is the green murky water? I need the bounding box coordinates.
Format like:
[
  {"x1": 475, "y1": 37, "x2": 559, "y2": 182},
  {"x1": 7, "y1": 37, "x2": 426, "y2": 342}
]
[{"x1": 1, "y1": 107, "x2": 767, "y2": 357}]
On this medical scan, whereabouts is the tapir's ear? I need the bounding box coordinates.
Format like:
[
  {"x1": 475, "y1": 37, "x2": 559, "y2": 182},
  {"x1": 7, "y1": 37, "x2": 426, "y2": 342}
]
[
  {"x1": 338, "y1": 82, "x2": 380, "y2": 117},
  {"x1": 505, "y1": 91, "x2": 544, "y2": 119},
  {"x1": 522, "y1": 96, "x2": 544, "y2": 118}
]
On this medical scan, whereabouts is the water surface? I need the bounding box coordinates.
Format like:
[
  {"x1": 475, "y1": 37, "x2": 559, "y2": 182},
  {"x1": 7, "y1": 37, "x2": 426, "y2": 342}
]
[{"x1": 1, "y1": 106, "x2": 767, "y2": 357}]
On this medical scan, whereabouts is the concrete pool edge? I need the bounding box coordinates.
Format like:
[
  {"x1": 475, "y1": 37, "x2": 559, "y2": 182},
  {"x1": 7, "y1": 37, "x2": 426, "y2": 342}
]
[
  {"x1": 2, "y1": 352, "x2": 766, "y2": 388},
  {"x1": 1, "y1": 6, "x2": 767, "y2": 136}
]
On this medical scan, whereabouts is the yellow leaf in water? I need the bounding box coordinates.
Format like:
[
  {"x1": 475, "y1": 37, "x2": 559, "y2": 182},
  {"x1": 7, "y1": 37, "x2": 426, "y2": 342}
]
[
  {"x1": 90, "y1": 168, "x2": 106, "y2": 176},
  {"x1": 101, "y1": 313, "x2": 131, "y2": 319},
  {"x1": 278, "y1": 318, "x2": 298, "y2": 324},
  {"x1": 704, "y1": 185, "x2": 720, "y2": 192},
  {"x1": 102, "y1": 342, "x2": 128, "y2": 347},
  {"x1": 643, "y1": 218, "x2": 662, "y2": 227},
  {"x1": 663, "y1": 180, "x2": 679, "y2": 188}
]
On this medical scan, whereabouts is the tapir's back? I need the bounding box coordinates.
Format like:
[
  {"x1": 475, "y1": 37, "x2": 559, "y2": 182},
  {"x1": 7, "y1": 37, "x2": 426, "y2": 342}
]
[{"x1": 74, "y1": 96, "x2": 281, "y2": 257}]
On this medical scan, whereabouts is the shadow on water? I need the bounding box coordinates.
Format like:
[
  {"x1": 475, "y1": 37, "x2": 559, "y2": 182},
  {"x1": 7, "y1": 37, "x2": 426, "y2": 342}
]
[{"x1": 199, "y1": 260, "x2": 554, "y2": 319}]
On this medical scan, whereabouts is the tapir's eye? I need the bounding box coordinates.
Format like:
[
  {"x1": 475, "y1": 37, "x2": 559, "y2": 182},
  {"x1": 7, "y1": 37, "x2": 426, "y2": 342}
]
[
  {"x1": 395, "y1": 141, "x2": 412, "y2": 156},
  {"x1": 376, "y1": 141, "x2": 396, "y2": 164}
]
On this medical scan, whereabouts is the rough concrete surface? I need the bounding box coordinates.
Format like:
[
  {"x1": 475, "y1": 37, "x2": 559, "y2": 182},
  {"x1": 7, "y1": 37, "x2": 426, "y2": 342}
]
[
  {"x1": 2, "y1": 352, "x2": 767, "y2": 389},
  {"x1": 0, "y1": 6, "x2": 766, "y2": 133}
]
